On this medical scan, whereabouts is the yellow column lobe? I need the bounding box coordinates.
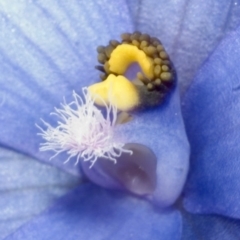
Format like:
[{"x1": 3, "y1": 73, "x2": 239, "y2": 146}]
[
  {"x1": 88, "y1": 74, "x2": 140, "y2": 111},
  {"x1": 108, "y1": 44, "x2": 154, "y2": 79}
]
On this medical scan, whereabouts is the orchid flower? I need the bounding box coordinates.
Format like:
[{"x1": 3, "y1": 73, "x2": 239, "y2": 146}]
[{"x1": 1, "y1": 1, "x2": 240, "y2": 239}]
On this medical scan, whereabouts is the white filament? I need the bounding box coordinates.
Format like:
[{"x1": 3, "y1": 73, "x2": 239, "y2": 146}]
[{"x1": 37, "y1": 87, "x2": 132, "y2": 168}]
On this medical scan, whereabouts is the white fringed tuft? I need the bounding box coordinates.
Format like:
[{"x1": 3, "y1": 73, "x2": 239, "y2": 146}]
[{"x1": 37, "y1": 87, "x2": 132, "y2": 168}]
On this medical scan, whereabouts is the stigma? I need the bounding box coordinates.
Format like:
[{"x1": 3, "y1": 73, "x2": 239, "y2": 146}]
[{"x1": 89, "y1": 32, "x2": 176, "y2": 112}]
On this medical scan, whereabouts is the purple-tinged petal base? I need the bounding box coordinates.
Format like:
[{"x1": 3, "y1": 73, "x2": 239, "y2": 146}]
[
  {"x1": 6, "y1": 183, "x2": 182, "y2": 240},
  {"x1": 182, "y1": 211, "x2": 240, "y2": 240}
]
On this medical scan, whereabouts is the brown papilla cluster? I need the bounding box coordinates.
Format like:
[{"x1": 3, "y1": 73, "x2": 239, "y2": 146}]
[
  {"x1": 120, "y1": 32, "x2": 175, "y2": 91},
  {"x1": 96, "y1": 32, "x2": 175, "y2": 92}
]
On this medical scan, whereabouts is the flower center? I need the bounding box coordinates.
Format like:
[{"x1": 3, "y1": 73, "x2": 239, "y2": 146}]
[{"x1": 89, "y1": 32, "x2": 176, "y2": 112}]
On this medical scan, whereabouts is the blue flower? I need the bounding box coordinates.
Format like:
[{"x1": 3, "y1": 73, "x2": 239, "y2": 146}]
[{"x1": 1, "y1": 0, "x2": 240, "y2": 239}]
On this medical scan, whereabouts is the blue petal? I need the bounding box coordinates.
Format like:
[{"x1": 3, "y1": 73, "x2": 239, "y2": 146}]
[
  {"x1": 128, "y1": 0, "x2": 240, "y2": 94},
  {"x1": 121, "y1": 88, "x2": 189, "y2": 208},
  {"x1": 82, "y1": 87, "x2": 190, "y2": 208},
  {"x1": 182, "y1": 211, "x2": 240, "y2": 240},
  {"x1": 0, "y1": 0, "x2": 133, "y2": 176},
  {"x1": 5, "y1": 184, "x2": 182, "y2": 240},
  {"x1": 182, "y1": 25, "x2": 240, "y2": 218},
  {"x1": 0, "y1": 146, "x2": 79, "y2": 239},
  {"x1": 125, "y1": 0, "x2": 140, "y2": 27}
]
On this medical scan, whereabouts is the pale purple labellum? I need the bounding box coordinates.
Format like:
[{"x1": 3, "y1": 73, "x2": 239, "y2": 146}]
[{"x1": 81, "y1": 143, "x2": 157, "y2": 196}]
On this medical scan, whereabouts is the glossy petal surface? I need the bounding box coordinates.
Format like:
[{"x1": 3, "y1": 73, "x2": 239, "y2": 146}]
[
  {"x1": 6, "y1": 184, "x2": 182, "y2": 240},
  {"x1": 128, "y1": 0, "x2": 240, "y2": 94},
  {"x1": 182, "y1": 25, "x2": 240, "y2": 218},
  {"x1": 0, "y1": 147, "x2": 79, "y2": 239},
  {"x1": 0, "y1": 0, "x2": 133, "y2": 176}
]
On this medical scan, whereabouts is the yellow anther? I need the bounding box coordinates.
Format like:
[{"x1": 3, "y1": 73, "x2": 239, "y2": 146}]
[{"x1": 88, "y1": 74, "x2": 139, "y2": 111}]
